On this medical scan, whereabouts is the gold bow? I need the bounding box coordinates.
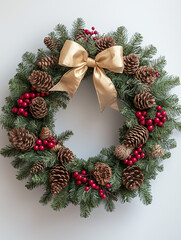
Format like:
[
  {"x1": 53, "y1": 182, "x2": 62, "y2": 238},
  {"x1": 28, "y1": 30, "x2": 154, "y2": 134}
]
[{"x1": 50, "y1": 40, "x2": 124, "y2": 111}]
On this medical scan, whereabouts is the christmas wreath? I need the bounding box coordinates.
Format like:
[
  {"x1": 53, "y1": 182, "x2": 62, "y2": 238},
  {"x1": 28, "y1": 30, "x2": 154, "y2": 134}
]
[{"x1": 1, "y1": 18, "x2": 181, "y2": 218}]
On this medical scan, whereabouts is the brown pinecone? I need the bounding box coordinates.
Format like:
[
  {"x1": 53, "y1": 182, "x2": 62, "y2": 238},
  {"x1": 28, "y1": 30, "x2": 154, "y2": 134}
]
[
  {"x1": 136, "y1": 66, "x2": 157, "y2": 85},
  {"x1": 57, "y1": 147, "x2": 74, "y2": 165},
  {"x1": 37, "y1": 56, "x2": 58, "y2": 69},
  {"x1": 134, "y1": 91, "x2": 156, "y2": 110},
  {"x1": 49, "y1": 164, "x2": 70, "y2": 194},
  {"x1": 124, "y1": 125, "x2": 149, "y2": 148},
  {"x1": 96, "y1": 36, "x2": 116, "y2": 53},
  {"x1": 44, "y1": 37, "x2": 59, "y2": 51},
  {"x1": 52, "y1": 144, "x2": 62, "y2": 152},
  {"x1": 113, "y1": 144, "x2": 133, "y2": 160},
  {"x1": 75, "y1": 29, "x2": 86, "y2": 40},
  {"x1": 9, "y1": 127, "x2": 37, "y2": 152},
  {"x1": 39, "y1": 127, "x2": 52, "y2": 140},
  {"x1": 93, "y1": 162, "x2": 112, "y2": 186},
  {"x1": 29, "y1": 70, "x2": 54, "y2": 93},
  {"x1": 123, "y1": 53, "x2": 139, "y2": 75},
  {"x1": 150, "y1": 144, "x2": 164, "y2": 158},
  {"x1": 30, "y1": 161, "x2": 45, "y2": 174},
  {"x1": 29, "y1": 97, "x2": 48, "y2": 119},
  {"x1": 122, "y1": 166, "x2": 144, "y2": 190}
]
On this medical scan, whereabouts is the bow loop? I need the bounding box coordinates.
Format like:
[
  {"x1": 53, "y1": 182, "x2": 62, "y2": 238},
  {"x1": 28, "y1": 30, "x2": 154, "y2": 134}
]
[{"x1": 50, "y1": 40, "x2": 124, "y2": 112}]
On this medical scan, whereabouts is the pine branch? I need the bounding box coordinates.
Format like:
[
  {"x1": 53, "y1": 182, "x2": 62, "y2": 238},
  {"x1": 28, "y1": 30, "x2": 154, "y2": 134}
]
[
  {"x1": 138, "y1": 181, "x2": 152, "y2": 205},
  {"x1": 51, "y1": 186, "x2": 69, "y2": 210},
  {"x1": 71, "y1": 18, "x2": 85, "y2": 40},
  {"x1": 0, "y1": 145, "x2": 21, "y2": 157}
]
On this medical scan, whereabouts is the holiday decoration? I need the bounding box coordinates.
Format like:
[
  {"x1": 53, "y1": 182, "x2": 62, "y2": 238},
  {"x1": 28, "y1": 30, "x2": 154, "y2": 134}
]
[
  {"x1": 1, "y1": 19, "x2": 181, "y2": 218},
  {"x1": 122, "y1": 166, "x2": 144, "y2": 190}
]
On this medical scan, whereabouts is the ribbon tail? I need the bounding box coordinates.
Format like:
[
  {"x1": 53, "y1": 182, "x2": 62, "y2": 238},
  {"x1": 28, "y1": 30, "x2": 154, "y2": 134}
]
[
  {"x1": 93, "y1": 67, "x2": 119, "y2": 112},
  {"x1": 50, "y1": 65, "x2": 88, "y2": 97}
]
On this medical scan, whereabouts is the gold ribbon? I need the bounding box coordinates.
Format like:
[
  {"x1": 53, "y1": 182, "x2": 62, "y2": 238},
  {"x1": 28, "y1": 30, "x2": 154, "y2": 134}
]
[{"x1": 50, "y1": 40, "x2": 124, "y2": 111}]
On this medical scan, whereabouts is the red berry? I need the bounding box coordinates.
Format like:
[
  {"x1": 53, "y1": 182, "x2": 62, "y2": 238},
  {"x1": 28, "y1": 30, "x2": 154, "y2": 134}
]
[
  {"x1": 52, "y1": 140, "x2": 57, "y2": 144},
  {"x1": 154, "y1": 117, "x2": 160, "y2": 123},
  {"x1": 161, "y1": 117, "x2": 167, "y2": 122},
  {"x1": 133, "y1": 150, "x2": 138, "y2": 156},
  {"x1": 110, "y1": 184, "x2": 113, "y2": 187},
  {"x1": 161, "y1": 111, "x2": 167, "y2": 117},
  {"x1": 92, "y1": 26, "x2": 95, "y2": 30},
  {"x1": 97, "y1": 37, "x2": 99, "y2": 40},
  {"x1": 25, "y1": 99, "x2": 30, "y2": 103},
  {"x1": 82, "y1": 177, "x2": 87, "y2": 183},
  {"x1": 124, "y1": 159, "x2": 128, "y2": 164},
  {"x1": 139, "y1": 120, "x2": 146, "y2": 125},
  {"x1": 140, "y1": 145, "x2": 143, "y2": 148},
  {"x1": 95, "y1": 186, "x2": 99, "y2": 190},
  {"x1": 17, "y1": 99, "x2": 23, "y2": 105},
  {"x1": 141, "y1": 153, "x2": 145, "y2": 158},
  {"x1": 12, "y1": 107, "x2": 18, "y2": 113},
  {"x1": 39, "y1": 145, "x2": 45, "y2": 151},
  {"x1": 137, "y1": 148, "x2": 142, "y2": 153},
  {"x1": 36, "y1": 139, "x2": 42, "y2": 145},
  {"x1": 156, "y1": 112, "x2": 161, "y2": 118},
  {"x1": 99, "y1": 189, "x2": 103, "y2": 193},
  {"x1": 102, "y1": 194, "x2": 106, "y2": 199},
  {"x1": 34, "y1": 145, "x2": 39, "y2": 151},
  {"x1": 137, "y1": 154, "x2": 141, "y2": 159},
  {"x1": 106, "y1": 184, "x2": 110, "y2": 188},
  {"x1": 17, "y1": 110, "x2": 21, "y2": 115},
  {"x1": 157, "y1": 105, "x2": 162, "y2": 111},
  {"x1": 20, "y1": 95, "x2": 24, "y2": 99},
  {"x1": 22, "y1": 102, "x2": 27, "y2": 108},
  {"x1": 128, "y1": 155, "x2": 132, "y2": 160},
  {"x1": 45, "y1": 92, "x2": 50, "y2": 96},
  {"x1": 77, "y1": 175, "x2": 82, "y2": 180},
  {"x1": 139, "y1": 116, "x2": 145, "y2": 121},
  {"x1": 89, "y1": 180, "x2": 94, "y2": 185},
  {"x1": 19, "y1": 108, "x2": 24, "y2": 113},
  {"x1": 94, "y1": 30, "x2": 98, "y2": 34},
  {"x1": 81, "y1": 170, "x2": 86, "y2": 175},
  {"x1": 91, "y1": 183, "x2": 96, "y2": 189},
  {"x1": 48, "y1": 142, "x2": 54, "y2": 148},
  {"x1": 84, "y1": 186, "x2": 89, "y2": 191},
  {"x1": 41, "y1": 93, "x2": 45, "y2": 97},
  {"x1": 30, "y1": 92, "x2": 36, "y2": 98},
  {"x1": 76, "y1": 180, "x2": 82, "y2": 185},
  {"x1": 36, "y1": 93, "x2": 41, "y2": 97},
  {"x1": 128, "y1": 160, "x2": 133, "y2": 166},
  {"x1": 24, "y1": 93, "x2": 30, "y2": 98},
  {"x1": 85, "y1": 38, "x2": 88, "y2": 42},
  {"x1": 74, "y1": 171, "x2": 79, "y2": 177},
  {"x1": 158, "y1": 121, "x2": 164, "y2": 127},
  {"x1": 99, "y1": 192, "x2": 104, "y2": 197},
  {"x1": 93, "y1": 37, "x2": 96, "y2": 40},
  {"x1": 142, "y1": 111, "x2": 147, "y2": 116},
  {"x1": 132, "y1": 157, "x2": 137, "y2": 163},
  {"x1": 148, "y1": 125, "x2": 154, "y2": 131},
  {"x1": 136, "y1": 111, "x2": 142, "y2": 117},
  {"x1": 146, "y1": 119, "x2": 153, "y2": 126},
  {"x1": 31, "y1": 87, "x2": 35, "y2": 91},
  {"x1": 23, "y1": 111, "x2": 28, "y2": 117},
  {"x1": 43, "y1": 140, "x2": 48, "y2": 145}
]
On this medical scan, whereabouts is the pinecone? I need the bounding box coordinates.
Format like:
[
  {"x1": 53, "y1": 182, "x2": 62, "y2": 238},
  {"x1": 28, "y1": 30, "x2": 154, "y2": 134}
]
[
  {"x1": 134, "y1": 91, "x2": 156, "y2": 110},
  {"x1": 124, "y1": 125, "x2": 149, "y2": 148},
  {"x1": 29, "y1": 97, "x2": 48, "y2": 119},
  {"x1": 93, "y1": 162, "x2": 112, "y2": 186},
  {"x1": 52, "y1": 144, "x2": 62, "y2": 152},
  {"x1": 29, "y1": 70, "x2": 54, "y2": 93},
  {"x1": 30, "y1": 161, "x2": 45, "y2": 174},
  {"x1": 9, "y1": 127, "x2": 37, "y2": 152},
  {"x1": 49, "y1": 164, "x2": 70, "y2": 194},
  {"x1": 39, "y1": 127, "x2": 52, "y2": 140},
  {"x1": 75, "y1": 29, "x2": 86, "y2": 40},
  {"x1": 150, "y1": 144, "x2": 164, "y2": 158},
  {"x1": 113, "y1": 144, "x2": 133, "y2": 160},
  {"x1": 136, "y1": 66, "x2": 157, "y2": 85},
  {"x1": 37, "y1": 56, "x2": 58, "y2": 69},
  {"x1": 96, "y1": 36, "x2": 116, "y2": 53},
  {"x1": 44, "y1": 37, "x2": 59, "y2": 51},
  {"x1": 123, "y1": 53, "x2": 139, "y2": 75},
  {"x1": 57, "y1": 147, "x2": 74, "y2": 165},
  {"x1": 122, "y1": 166, "x2": 144, "y2": 190}
]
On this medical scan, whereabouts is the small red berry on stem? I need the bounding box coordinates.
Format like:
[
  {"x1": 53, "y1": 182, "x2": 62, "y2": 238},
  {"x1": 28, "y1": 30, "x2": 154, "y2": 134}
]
[
  {"x1": 36, "y1": 139, "x2": 42, "y2": 145},
  {"x1": 136, "y1": 111, "x2": 142, "y2": 117},
  {"x1": 73, "y1": 171, "x2": 79, "y2": 177},
  {"x1": 39, "y1": 145, "x2": 45, "y2": 151},
  {"x1": 81, "y1": 170, "x2": 86, "y2": 175},
  {"x1": 146, "y1": 119, "x2": 153, "y2": 126},
  {"x1": 12, "y1": 107, "x2": 18, "y2": 113},
  {"x1": 128, "y1": 160, "x2": 133, "y2": 166},
  {"x1": 23, "y1": 111, "x2": 28, "y2": 117},
  {"x1": 133, "y1": 150, "x2": 138, "y2": 156},
  {"x1": 34, "y1": 145, "x2": 39, "y2": 151},
  {"x1": 84, "y1": 186, "x2": 89, "y2": 191},
  {"x1": 76, "y1": 180, "x2": 82, "y2": 185},
  {"x1": 148, "y1": 125, "x2": 154, "y2": 131},
  {"x1": 139, "y1": 116, "x2": 145, "y2": 121},
  {"x1": 161, "y1": 111, "x2": 167, "y2": 117},
  {"x1": 141, "y1": 153, "x2": 145, "y2": 158},
  {"x1": 124, "y1": 159, "x2": 128, "y2": 164},
  {"x1": 24, "y1": 93, "x2": 30, "y2": 99},
  {"x1": 89, "y1": 180, "x2": 94, "y2": 185},
  {"x1": 142, "y1": 111, "x2": 147, "y2": 116},
  {"x1": 157, "y1": 105, "x2": 162, "y2": 111},
  {"x1": 82, "y1": 177, "x2": 87, "y2": 183}
]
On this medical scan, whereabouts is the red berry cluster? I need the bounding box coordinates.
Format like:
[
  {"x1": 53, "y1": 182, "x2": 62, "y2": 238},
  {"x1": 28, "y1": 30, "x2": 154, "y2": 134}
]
[
  {"x1": 72, "y1": 170, "x2": 112, "y2": 199},
  {"x1": 83, "y1": 27, "x2": 99, "y2": 41},
  {"x1": 155, "y1": 70, "x2": 160, "y2": 78},
  {"x1": 12, "y1": 87, "x2": 50, "y2": 117},
  {"x1": 124, "y1": 145, "x2": 145, "y2": 166},
  {"x1": 34, "y1": 136, "x2": 57, "y2": 151},
  {"x1": 136, "y1": 106, "x2": 167, "y2": 132}
]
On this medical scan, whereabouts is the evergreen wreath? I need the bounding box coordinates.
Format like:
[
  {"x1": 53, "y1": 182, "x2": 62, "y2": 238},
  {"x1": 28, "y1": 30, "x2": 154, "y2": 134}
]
[{"x1": 1, "y1": 18, "x2": 181, "y2": 218}]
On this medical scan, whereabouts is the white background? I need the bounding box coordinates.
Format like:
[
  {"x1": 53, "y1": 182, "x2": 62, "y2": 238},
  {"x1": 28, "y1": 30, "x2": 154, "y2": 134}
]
[{"x1": 0, "y1": 0, "x2": 181, "y2": 239}]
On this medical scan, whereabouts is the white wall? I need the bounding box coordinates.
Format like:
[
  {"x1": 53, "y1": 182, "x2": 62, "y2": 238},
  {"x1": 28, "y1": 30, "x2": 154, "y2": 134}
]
[{"x1": 0, "y1": 0, "x2": 181, "y2": 239}]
